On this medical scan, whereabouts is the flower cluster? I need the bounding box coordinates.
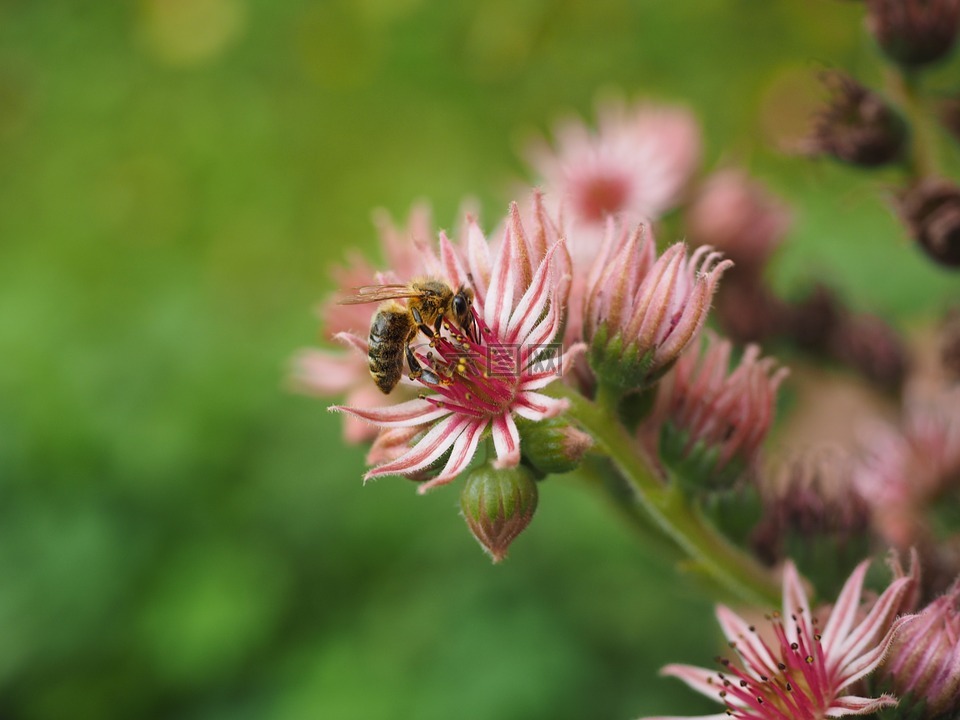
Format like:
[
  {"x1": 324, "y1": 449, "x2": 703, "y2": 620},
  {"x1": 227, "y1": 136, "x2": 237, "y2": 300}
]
[{"x1": 297, "y1": 44, "x2": 960, "y2": 717}]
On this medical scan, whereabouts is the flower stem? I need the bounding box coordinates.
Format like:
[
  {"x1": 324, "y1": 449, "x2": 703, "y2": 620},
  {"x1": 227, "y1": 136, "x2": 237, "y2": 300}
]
[
  {"x1": 886, "y1": 66, "x2": 938, "y2": 179},
  {"x1": 555, "y1": 384, "x2": 781, "y2": 606}
]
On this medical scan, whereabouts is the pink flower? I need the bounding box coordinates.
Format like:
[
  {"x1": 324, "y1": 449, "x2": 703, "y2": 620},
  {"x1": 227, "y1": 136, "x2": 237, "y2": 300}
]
[
  {"x1": 292, "y1": 203, "x2": 439, "y2": 442},
  {"x1": 686, "y1": 169, "x2": 791, "y2": 272},
  {"x1": 332, "y1": 204, "x2": 583, "y2": 493},
  {"x1": 583, "y1": 220, "x2": 732, "y2": 389},
  {"x1": 644, "y1": 560, "x2": 916, "y2": 720},
  {"x1": 652, "y1": 332, "x2": 788, "y2": 479},
  {"x1": 854, "y1": 387, "x2": 960, "y2": 547},
  {"x1": 527, "y1": 99, "x2": 701, "y2": 230}
]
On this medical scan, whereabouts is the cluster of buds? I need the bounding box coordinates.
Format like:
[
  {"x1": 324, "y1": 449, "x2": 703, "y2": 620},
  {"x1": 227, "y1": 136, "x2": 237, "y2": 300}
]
[
  {"x1": 752, "y1": 448, "x2": 872, "y2": 595},
  {"x1": 649, "y1": 332, "x2": 788, "y2": 491},
  {"x1": 802, "y1": 2, "x2": 960, "y2": 271}
]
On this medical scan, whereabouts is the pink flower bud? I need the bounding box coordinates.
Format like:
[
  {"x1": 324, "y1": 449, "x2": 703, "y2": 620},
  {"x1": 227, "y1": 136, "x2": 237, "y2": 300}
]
[
  {"x1": 882, "y1": 583, "x2": 960, "y2": 717},
  {"x1": 899, "y1": 178, "x2": 960, "y2": 268}
]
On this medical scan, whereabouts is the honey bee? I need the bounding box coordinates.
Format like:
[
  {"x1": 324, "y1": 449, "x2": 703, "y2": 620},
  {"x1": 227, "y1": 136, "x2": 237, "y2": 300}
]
[{"x1": 340, "y1": 279, "x2": 476, "y2": 394}]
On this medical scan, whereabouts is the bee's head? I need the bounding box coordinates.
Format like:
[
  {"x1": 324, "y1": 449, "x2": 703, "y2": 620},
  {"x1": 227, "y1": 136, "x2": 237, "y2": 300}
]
[{"x1": 452, "y1": 286, "x2": 477, "y2": 340}]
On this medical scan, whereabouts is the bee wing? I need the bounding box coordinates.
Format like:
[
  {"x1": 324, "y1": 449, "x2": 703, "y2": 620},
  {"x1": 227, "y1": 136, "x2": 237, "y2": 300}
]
[{"x1": 339, "y1": 284, "x2": 422, "y2": 305}]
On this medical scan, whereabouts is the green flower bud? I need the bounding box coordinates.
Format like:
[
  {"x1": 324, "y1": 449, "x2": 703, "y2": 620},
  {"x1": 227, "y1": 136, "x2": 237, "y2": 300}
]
[
  {"x1": 518, "y1": 417, "x2": 593, "y2": 475},
  {"x1": 459, "y1": 464, "x2": 538, "y2": 563}
]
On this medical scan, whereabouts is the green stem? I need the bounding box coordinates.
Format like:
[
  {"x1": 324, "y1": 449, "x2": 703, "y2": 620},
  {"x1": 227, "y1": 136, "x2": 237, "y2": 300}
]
[
  {"x1": 576, "y1": 456, "x2": 685, "y2": 563},
  {"x1": 886, "y1": 66, "x2": 938, "y2": 179},
  {"x1": 555, "y1": 384, "x2": 781, "y2": 606}
]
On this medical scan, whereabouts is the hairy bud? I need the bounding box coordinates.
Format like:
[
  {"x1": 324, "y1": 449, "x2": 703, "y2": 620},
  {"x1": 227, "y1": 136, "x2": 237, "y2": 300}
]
[
  {"x1": 866, "y1": 0, "x2": 960, "y2": 68},
  {"x1": 899, "y1": 178, "x2": 960, "y2": 267},
  {"x1": 804, "y1": 73, "x2": 907, "y2": 167},
  {"x1": 652, "y1": 332, "x2": 788, "y2": 491},
  {"x1": 518, "y1": 417, "x2": 593, "y2": 475},
  {"x1": 881, "y1": 583, "x2": 960, "y2": 717},
  {"x1": 460, "y1": 464, "x2": 538, "y2": 563}
]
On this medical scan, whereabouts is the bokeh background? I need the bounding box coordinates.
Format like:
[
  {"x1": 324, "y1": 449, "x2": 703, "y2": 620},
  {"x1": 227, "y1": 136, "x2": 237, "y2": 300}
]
[{"x1": 1, "y1": 1, "x2": 958, "y2": 718}]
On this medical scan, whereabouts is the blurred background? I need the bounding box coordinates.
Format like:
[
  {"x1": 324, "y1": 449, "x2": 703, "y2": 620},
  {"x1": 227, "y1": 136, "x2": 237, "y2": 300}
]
[{"x1": 1, "y1": 1, "x2": 958, "y2": 718}]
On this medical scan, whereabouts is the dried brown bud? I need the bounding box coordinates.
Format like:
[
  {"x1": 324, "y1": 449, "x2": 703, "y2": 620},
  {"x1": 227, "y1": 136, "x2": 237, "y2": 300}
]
[
  {"x1": 866, "y1": 0, "x2": 960, "y2": 68},
  {"x1": 899, "y1": 178, "x2": 960, "y2": 267},
  {"x1": 787, "y1": 283, "x2": 842, "y2": 352},
  {"x1": 829, "y1": 312, "x2": 909, "y2": 392},
  {"x1": 805, "y1": 73, "x2": 907, "y2": 167}
]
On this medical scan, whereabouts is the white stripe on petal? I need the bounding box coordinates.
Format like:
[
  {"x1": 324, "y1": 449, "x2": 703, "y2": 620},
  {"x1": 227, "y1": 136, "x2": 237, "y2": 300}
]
[
  {"x1": 416, "y1": 419, "x2": 486, "y2": 494},
  {"x1": 820, "y1": 561, "x2": 869, "y2": 655},
  {"x1": 365, "y1": 414, "x2": 470, "y2": 479},
  {"x1": 331, "y1": 397, "x2": 451, "y2": 427},
  {"x1": 825, "y1": 694, "x2": 897, "y2": 716},
  {"x1": 439, "y1": 231, "x2": 469, "y2": 289},
  {"x1": 491, "y1": 413, "x2": 520, "y2": 468},
  {"x1": 514, "y1": 392, "x2": 569, "y2": 421},
  {"x1": 659, "y1": 664, "x2": 727, "y2": 704},
  {"x1": 506, "y1": 240, "x2": 563, "y2": 345}
]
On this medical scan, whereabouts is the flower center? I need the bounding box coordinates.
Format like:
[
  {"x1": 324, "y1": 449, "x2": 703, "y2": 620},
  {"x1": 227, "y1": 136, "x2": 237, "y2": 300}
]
[
  {"x1": 414, "y1": 311, "x2": 520, "y2": 418},
  {"x1": 713, "y1": 613, "x2": 827, "y2": 720},
  {"x1": 575, "y1": 174, "x2": 631, "y2": 222}
]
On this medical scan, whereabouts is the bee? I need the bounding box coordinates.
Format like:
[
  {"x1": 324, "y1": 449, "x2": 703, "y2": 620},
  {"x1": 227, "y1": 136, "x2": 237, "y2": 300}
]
[{"x1": 340, "y1": 279, "x2": 477, "y2": 394}]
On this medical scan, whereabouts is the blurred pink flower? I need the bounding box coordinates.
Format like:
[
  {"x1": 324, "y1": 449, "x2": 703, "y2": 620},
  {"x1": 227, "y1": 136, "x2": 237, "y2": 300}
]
[
  {"x1": 291, "y1": 204, "x2": 439, "y2": 442},
  {"x1": 686, "y1": 169, "x2": 791, "y2": 272},
  {"x1": 854, "y1": 387, "x2": 960, "y2": 547},
  {"x1": 333, "y1": 203, "x2": 582, "y2": 493},
  {"x1": 527, "y1": 98, "x2": 700, "y2": 243},
  {"x1": 644, "y1": 560, "x2": 916, "y2": 720}
]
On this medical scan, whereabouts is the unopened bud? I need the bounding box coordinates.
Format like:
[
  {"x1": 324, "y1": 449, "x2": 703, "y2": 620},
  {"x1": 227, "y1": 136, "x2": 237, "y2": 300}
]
[
  {"x1": 459, "y1": 464, "x2": 538, "y2": 563},
  {"x1": 881, "y1": 583, "x2": 960, "y2": 718},
  {"x1": 899, "y1": 178, "x2": 960, "y2": 267},
  {"x1": 751, "y1": 449, "x2": 873, "y2": 595},
  {"x1": 518, "y1": 417, "x2": 593, "y2": 475},
  {"x1": 866, "y1": 0, "x2": 960, "y2": 68},
  {"x1": 804, "y1": 72, "x2": 907, "y2": 168},
  {"x1": 829, "y1": 312, "x2": 908, "y2": 392},
  {"x1": 653, "y1": 333, "x2": 788, "y2": 492}
]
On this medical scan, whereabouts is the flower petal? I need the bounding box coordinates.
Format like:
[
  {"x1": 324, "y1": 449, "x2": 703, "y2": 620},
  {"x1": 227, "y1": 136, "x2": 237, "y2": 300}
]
[
  {"x1": 714, "y1": 605, "x2": 779, "y2": 678},
  {"x1": 491, "y1": 413, "x2": 520, "y2": 468},
  {"x1": 825, "y1": 693, "x2": 897, "y2": 716},
  {"x1": 506, "y1": 239, "x2": 564, "y2": 345},
  {"x1": 820, "y1": 561, "x2": 870, "y2": 655},
  {"x1": 416, "y1": 419, "x2": 486, "y2": 494},
  {"x1": 513, "y1": 392, "x2": 569, "y2": 421},
  {"x1": 659, "y1": 664, "x2": 725, "y2": 703},
  {"x1": 331, "y1": 397, "x2": 450, "y2": 427},
  {"x1": 364, "y1": 414, "x2": 470, "y2": 480}
]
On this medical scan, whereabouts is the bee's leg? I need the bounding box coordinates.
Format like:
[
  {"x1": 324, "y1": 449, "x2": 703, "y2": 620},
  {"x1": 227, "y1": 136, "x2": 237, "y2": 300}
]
[
  {"x1": 434, "y1": 315, "x2": 443, "y2": 335},
  {"x1": 410, "y1": 307, "x2": 436, "y2": 339},
  {"x1": 406, "y1": 345, "x2": 438, "y2": 384},
  {"x1": 406, "y1": 344, "x2": 423, "y2": 380}
]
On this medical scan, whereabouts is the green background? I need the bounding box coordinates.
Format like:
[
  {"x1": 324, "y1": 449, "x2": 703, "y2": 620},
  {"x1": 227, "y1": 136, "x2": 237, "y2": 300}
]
[{"x1": 0, "y1": 1, "x2": 957, "y2": 718}]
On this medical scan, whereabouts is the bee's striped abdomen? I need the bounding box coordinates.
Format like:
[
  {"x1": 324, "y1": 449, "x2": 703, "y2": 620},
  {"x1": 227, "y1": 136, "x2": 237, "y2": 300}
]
[{"x1": 368, "y1": 306, "x2": 411, "y2": 394}]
